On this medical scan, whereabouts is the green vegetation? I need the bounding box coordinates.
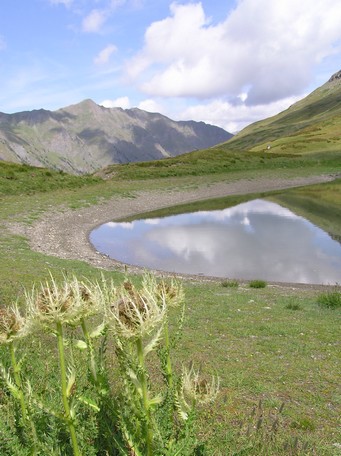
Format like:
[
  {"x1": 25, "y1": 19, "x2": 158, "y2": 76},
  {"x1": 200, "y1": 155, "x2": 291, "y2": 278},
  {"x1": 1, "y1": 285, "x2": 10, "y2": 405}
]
[
  {"x1": 221, "y1": 279, "x2": 239, "y2": 288},
  {"x1": 1, "y1": 272, "x2": 340, "y2": 455},
  {"x1": 249, "y1": 280, "x2": 267, "y2": 289},
  {"x1": 0, "y1": 161, "x2": 101, "y2": 196},
  {"x1": 99, "y1": 148, "x2": 341, "y2": 181},
  {"x1": 285, "y1": 302, "x2": 302, "y2": 311},
  {"x1": 317, "y1": 290, "x2": 341, "y2": 309},
  {"x1": 1, "y1": 274, "x2": 217, "y2": 455}
]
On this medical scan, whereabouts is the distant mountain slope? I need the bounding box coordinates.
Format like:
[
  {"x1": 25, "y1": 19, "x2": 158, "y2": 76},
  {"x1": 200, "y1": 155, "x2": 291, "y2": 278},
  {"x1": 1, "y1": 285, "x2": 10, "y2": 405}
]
[
  {"x1": 0, "y1": 99, "x2": 232, "y2": 174},
  {"x1": 221, "y1": 70, "x2": 341, "y2": 154}
]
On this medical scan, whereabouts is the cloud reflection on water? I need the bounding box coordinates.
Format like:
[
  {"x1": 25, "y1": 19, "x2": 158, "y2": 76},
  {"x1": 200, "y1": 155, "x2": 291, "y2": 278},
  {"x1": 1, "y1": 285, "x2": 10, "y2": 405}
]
[{"x1": 90, "y1": 199, "x2": 341, "y2": 284}]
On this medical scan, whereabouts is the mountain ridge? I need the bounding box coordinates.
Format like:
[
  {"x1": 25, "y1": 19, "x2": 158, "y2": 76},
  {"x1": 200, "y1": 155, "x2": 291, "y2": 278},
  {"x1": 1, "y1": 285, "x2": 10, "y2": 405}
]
[
  {"x1": 0, "y1": 99, "x2": 232, "y2": 174},
  {"x1": 220, "y1": 70, "x2": 341, "y2": 154}
]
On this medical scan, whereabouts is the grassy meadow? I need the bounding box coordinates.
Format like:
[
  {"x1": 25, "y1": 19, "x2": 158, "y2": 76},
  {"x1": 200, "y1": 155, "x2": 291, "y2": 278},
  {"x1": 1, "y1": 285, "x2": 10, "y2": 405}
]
[{"x1": 0, "y1": 152, "x2": 341, "y2": 455}]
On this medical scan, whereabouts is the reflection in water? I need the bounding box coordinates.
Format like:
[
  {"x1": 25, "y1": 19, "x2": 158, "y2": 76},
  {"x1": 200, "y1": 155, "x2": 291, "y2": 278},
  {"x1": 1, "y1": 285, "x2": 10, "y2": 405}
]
[{"x1": 90, "y1": 199, "x2": 341, "y2": 284}]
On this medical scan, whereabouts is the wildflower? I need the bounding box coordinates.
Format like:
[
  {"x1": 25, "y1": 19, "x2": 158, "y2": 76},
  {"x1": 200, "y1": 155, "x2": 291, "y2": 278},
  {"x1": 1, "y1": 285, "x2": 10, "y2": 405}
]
[
  {"x1": 26, "y1": 274, "x2": 100, "y2": 331},
  {"x1": 154, "y1": 277, "x2": 184, "y2": 309},
  {"x1": 107, "y1": 278, "x2": 166, "y2": 339},
  {"x1": 0, "y1": 305, "x2": 29, "y2": 344},
  {"x1": 181, "y1": 363, "x2": 220, "y2": 406}
]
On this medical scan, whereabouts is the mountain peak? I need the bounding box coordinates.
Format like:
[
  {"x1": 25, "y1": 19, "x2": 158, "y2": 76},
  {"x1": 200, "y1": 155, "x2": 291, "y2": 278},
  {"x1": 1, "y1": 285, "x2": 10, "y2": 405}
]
[
  {"x1": 328, "y1": 70, "x2": 341, "y2": 83},
  {"x1": 0, "y1": 100, "x2": 232, "y2": 173}
]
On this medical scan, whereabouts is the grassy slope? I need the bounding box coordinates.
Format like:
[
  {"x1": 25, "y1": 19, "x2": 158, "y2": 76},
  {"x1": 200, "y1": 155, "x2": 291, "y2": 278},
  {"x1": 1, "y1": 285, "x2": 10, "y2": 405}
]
[
  {"x1": 222, "y1": 78, "x2": 341, "y2": 154},
  {"x1": 98, "y1": 146, "x2": 341, "y2": 181},
  {"x1": 0, "y1": 160, "x2": 340, "y2": 455}
]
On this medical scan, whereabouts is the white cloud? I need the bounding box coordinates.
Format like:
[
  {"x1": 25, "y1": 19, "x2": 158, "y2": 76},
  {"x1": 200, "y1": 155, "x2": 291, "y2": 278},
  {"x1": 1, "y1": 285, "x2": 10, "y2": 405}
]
[
  {"x1": 81, "y1": 1, "x2": 138, "y2": 33},
  {"x1": 100, "y1": 96, "x2": 131, "y2": 109},
  {"x1": 94, "y1": 44, "x2": 117, "y2": 65},
  {"x1": 138, "y1": 98, "x2": 163, "y2": 113},
  {"x1": 178, "y1": 94, "x2": 304, "y2": 133},
  {"x1": 82, "y1": 9, "x2": 109, "y2": 33},
  {"x1": 127, "y1": 0, "x2": 341, "y2": 105},
  {"x1": 106, "y1": 221, "x2": 134, "y2": 229}
]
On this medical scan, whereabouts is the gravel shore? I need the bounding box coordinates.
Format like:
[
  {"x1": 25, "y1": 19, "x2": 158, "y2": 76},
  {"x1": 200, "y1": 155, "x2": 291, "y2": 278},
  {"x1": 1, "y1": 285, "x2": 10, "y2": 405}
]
[{"x1": 8, "y1": 174, "x2": 337, "y2": 286}]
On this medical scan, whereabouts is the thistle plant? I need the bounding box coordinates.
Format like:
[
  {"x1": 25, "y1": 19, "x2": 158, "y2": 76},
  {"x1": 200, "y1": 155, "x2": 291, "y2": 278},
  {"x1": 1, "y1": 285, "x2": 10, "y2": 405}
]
[
  {"x1": 25, "y1": 274, "x2": 103, "y2": 456},
  {"x1": 0, "y1": 272, "x2": 219, "y2": 455},
  {"x1": 154, "y1": 276, "x2": 185, "y2": 389},
  {"x1": 103, "y1": 277, "x2": 166, "y2": 455},
  {"x1": 181, "y1": 363, "x2": 220, "y2": 414},
  {"x1": 0, "y1": 305, "x2": 38, "y2": 454},
  {"x1": 100, "y1": 274, "x2": 218, "y2": 455}
]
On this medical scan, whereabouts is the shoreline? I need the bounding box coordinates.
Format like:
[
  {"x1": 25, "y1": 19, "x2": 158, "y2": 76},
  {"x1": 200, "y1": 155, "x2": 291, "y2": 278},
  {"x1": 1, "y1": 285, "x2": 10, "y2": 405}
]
[{"x1": 8, "y1": 174, "x2": 338, "y2": 289}]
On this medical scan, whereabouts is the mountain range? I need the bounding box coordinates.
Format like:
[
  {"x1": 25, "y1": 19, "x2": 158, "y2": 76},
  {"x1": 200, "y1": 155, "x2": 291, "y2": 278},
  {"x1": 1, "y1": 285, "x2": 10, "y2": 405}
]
[{"x1": 0, "y1": 99, "x2": 232, "y2": 174}]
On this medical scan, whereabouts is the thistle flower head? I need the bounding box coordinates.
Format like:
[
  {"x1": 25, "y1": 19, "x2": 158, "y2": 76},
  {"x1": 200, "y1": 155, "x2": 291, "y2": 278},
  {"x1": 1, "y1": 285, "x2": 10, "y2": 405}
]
[
  {"x1": 106, "y1": 277, "x2": 167, "y2": 339},
  {"x1": 181, "y1": 363, "x2": 220, "y2": 406},
  {"x1": 0, "y1": 305, "x2": 29, "y2": 344},
  {"x1": 26, "y1": 274, "x2": 101, "y2": 331},
  {"x1": 139, "y1": 273, "x2": 184, "y2": 310},
  {"x1": 153, "y1": 276, "x2": 184, "y2": 309}
]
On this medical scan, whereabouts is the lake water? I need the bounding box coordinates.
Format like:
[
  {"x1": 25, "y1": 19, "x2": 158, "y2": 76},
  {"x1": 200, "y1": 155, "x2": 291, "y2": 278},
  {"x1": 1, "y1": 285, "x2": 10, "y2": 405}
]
[{"x1": 90, "y1": 199, "x2": 341, "y2": 284}]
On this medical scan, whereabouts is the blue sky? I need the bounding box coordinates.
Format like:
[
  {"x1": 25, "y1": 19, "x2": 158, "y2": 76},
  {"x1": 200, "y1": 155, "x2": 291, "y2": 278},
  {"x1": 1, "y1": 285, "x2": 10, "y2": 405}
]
[{"x1": 1, "y1": 0, "x2": 340, "y2": 132}]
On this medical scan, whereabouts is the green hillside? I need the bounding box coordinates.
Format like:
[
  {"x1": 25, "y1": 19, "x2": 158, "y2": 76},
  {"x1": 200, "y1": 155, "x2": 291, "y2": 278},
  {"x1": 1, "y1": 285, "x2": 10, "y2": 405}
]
[{"x1": 221, "y1": 71, "x2": 341, "y2": 154}]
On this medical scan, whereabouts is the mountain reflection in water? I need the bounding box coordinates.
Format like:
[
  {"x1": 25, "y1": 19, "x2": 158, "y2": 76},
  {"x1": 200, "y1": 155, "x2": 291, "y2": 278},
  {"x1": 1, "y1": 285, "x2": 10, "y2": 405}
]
[{"x1": 90, "y1": 199, "x2": 341, "y2": 285}]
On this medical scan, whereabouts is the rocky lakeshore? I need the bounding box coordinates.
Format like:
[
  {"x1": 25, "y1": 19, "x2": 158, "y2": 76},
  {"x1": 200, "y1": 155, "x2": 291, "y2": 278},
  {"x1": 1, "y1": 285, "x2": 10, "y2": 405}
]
[{"x1": 8, "y1": 174, "x2": 337, "y2": 287}]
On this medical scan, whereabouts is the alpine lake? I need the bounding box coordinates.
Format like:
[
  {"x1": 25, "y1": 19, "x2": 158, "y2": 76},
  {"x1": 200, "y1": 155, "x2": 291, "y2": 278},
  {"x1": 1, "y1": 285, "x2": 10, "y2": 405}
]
[{"x1": 90, "y1": 199, "x2": 341, "y2": 285}]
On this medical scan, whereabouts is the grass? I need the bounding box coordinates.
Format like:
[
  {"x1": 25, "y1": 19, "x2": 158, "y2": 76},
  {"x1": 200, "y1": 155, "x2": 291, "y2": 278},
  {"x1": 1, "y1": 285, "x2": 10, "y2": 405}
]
[
  {"x1": 249, "y1": 280, "x2": 267, "y2": 289},
  {"x1": 180, "y1": 281, "x2": 341, "y2": 454},
  {"x1": 317, "y1": 290, "x2": 341, "y2": 309},
  {"x1": 98, "y1": 148, "x2": 341, "y2": 181},
  {"x1": 0, "y1": 161, "x2": 101, "y2": 196},
  {"x1": 221, "y1": 279, "x2": 239, "y2": 288},
  {"x1": 0, "y1": 155, "x2": 341, "y2": 454}
]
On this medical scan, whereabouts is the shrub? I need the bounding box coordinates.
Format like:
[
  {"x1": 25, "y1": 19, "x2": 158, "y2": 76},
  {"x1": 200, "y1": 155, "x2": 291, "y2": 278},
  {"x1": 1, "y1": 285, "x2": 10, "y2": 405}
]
[
  {"x1": 317, "y1": 290, "x2": 341, "y2": 309},
  {"x1": 221, "y1": 279, "x2": 239, "y2": 288},
  {"x1": 249, "y1": 280, "x2": 267, "y2": 289}
]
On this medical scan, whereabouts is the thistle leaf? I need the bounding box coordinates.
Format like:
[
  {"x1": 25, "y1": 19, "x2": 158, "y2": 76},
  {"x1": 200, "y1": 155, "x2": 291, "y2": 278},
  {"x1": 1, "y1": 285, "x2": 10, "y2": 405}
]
[
  {"x1": 143, "y1": 324, "x2": 164, "y2": 357},
  {"x1": 69, "y1": 402, "x2": 76, "y2": 419},
  {"x1": 74, "y1": 339, "x2": 87, "y2": 350},
  {"x1": 0, "y1": 364, "x2": 20, "y2": 399},
  {"x1": 33, "y1": 397, "x2": 64, "y2": 420},
  {"x1": 126, "y1": 368, "x2": 142, "y2": 396},
  {"x1": 89, "y1": 321, "x2": 106, "y2": 339},
  {"x1": 120, "y1": 419, "x2": 144, "y2": 456},
  {"x1": 174, "y1": 392, "x2": 189, "y2": 421},
  {"x1": 78, "y1": 395, "x2": 100, "y2": 412},
  {"x1": 149, "y1": 394, "x2": 163, "y2": 407},
  {"x1": 66, "y1": 370, "x2": 76, "y2": 398}
]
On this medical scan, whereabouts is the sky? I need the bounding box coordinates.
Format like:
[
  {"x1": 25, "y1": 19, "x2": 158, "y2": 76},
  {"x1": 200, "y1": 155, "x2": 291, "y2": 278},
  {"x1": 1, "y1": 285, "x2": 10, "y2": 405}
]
[{"x1": 1, "y1": 1, "x2": 341, "y2": 133}]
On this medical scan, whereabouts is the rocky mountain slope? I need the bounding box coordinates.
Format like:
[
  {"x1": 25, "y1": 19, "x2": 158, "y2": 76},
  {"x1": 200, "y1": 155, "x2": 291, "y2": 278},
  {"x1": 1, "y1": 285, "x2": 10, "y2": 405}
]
[
  {"x1": 220, "y1": 69, "x2": 341, "y2": 154},
  {"x1": 0, "y1": 99, "x2": 232, "y2": 174}
]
